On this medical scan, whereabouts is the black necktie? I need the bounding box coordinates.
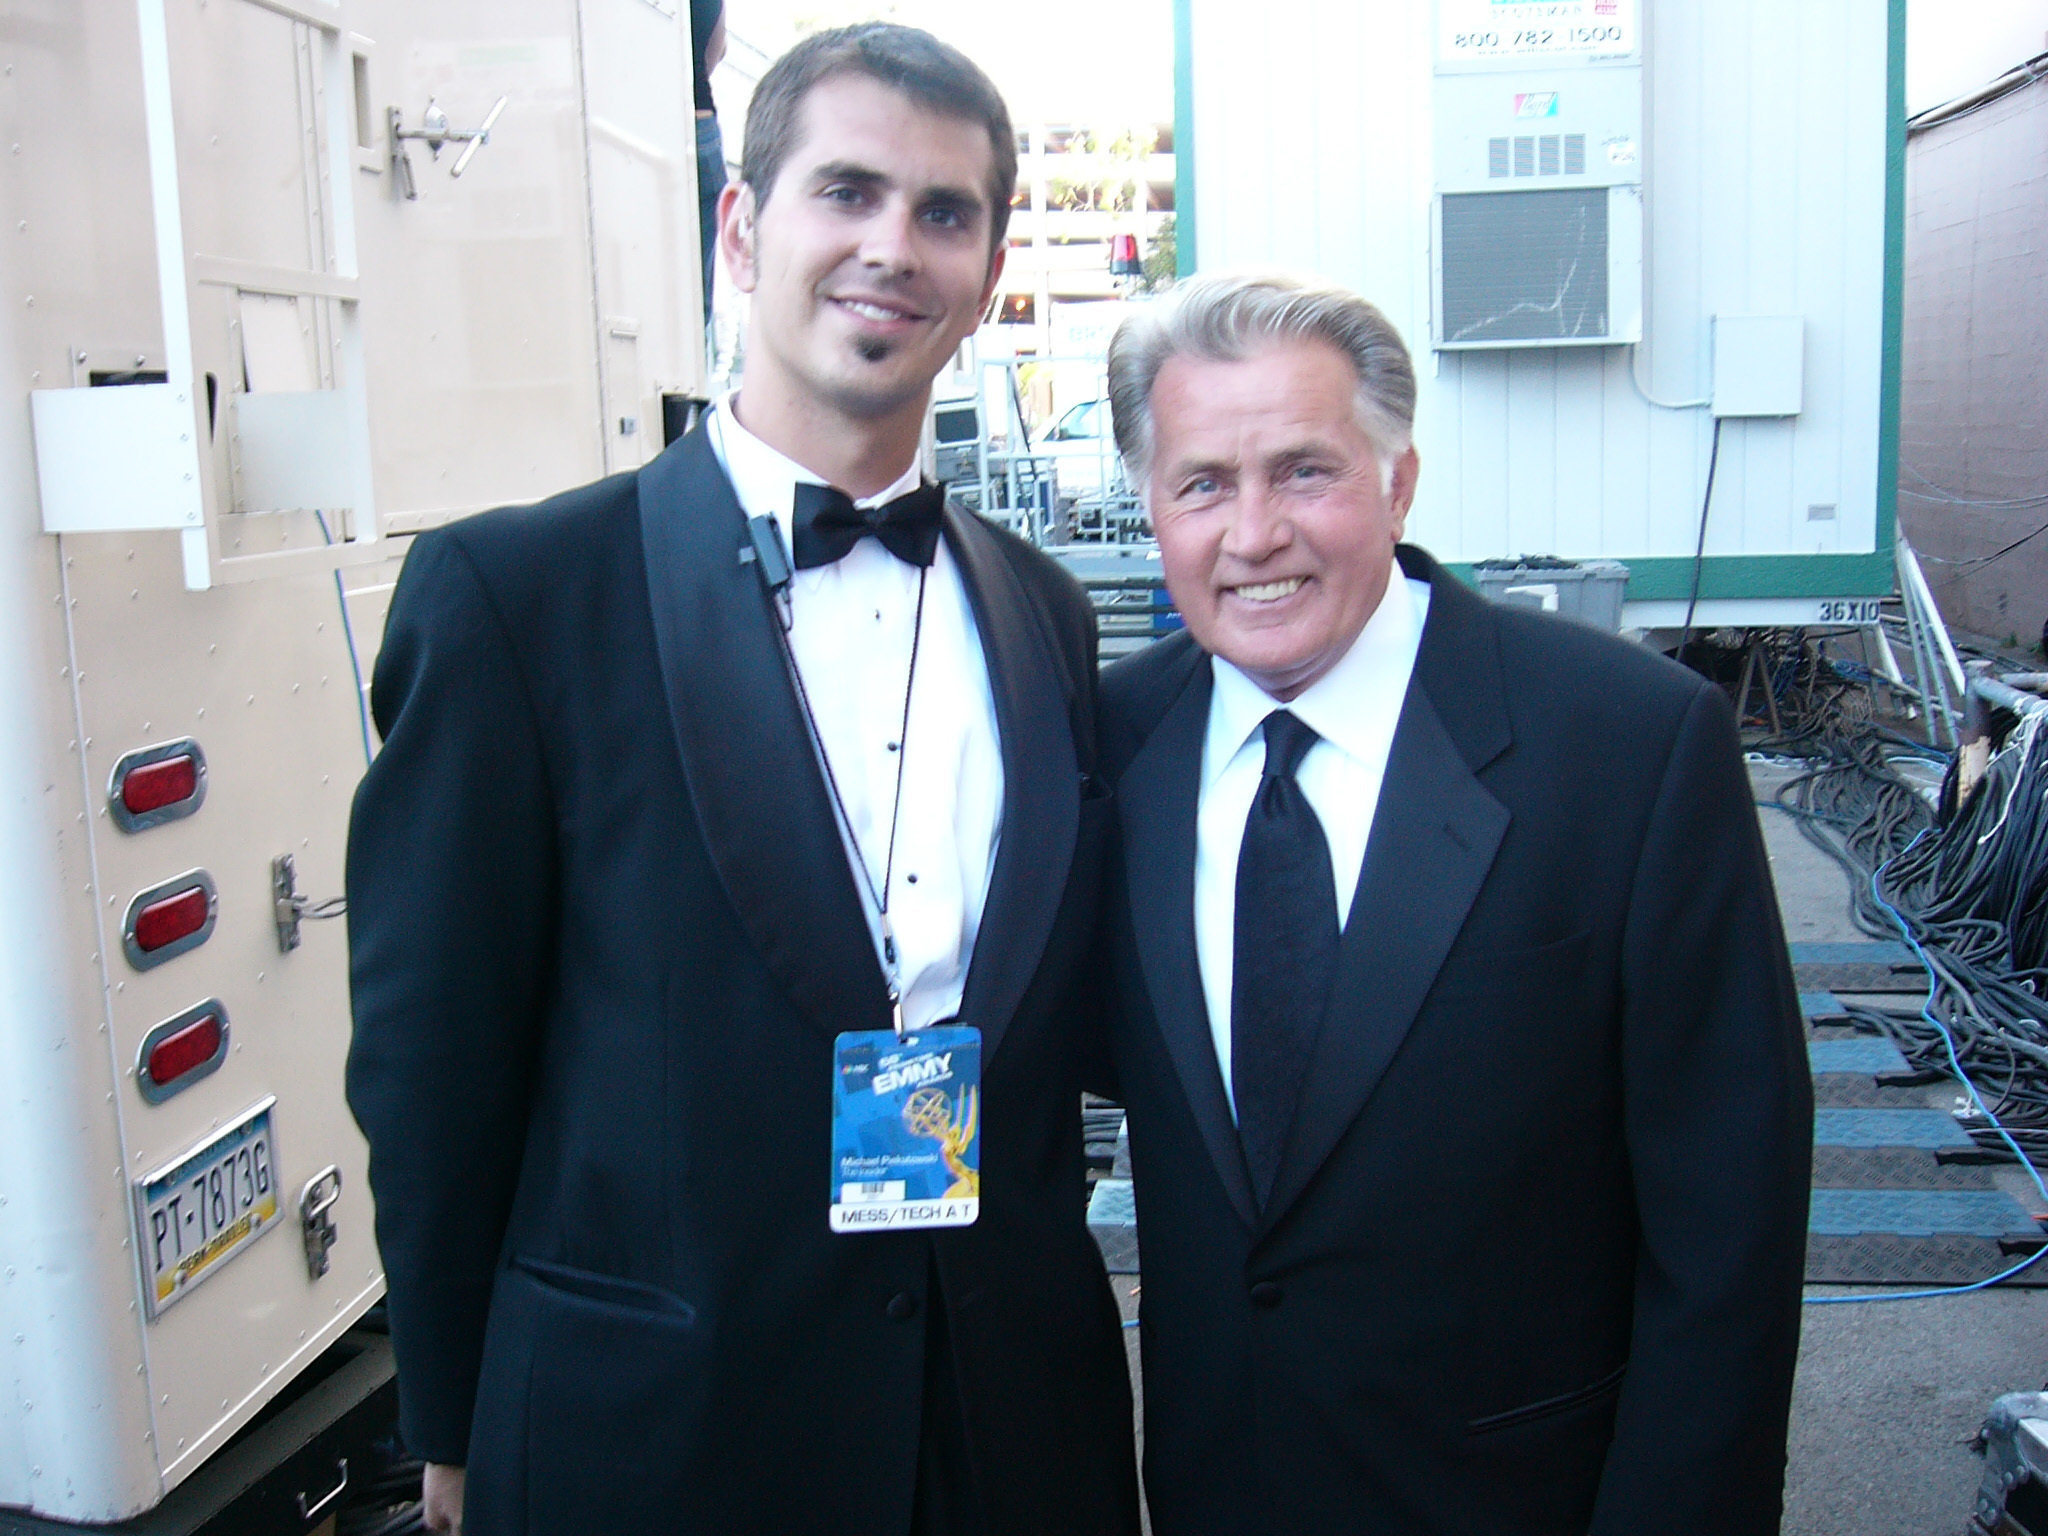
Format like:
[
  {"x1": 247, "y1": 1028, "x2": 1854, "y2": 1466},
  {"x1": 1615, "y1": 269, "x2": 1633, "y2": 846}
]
[
  {"x1": 790, "y1": 480, "x2": 946, "y2": 570},
  {"x1": 1232, "y1": 710, "x2": 1340, "y2": 1209}
]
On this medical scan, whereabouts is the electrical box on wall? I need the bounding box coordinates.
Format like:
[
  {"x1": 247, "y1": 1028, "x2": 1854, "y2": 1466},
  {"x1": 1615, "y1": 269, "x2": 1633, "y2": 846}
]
[
  {"x1": 1712, "y1": 314, "x2": 1805, "y2": 417},
  {"x1": 1430, "y1": 0, "x2": 1644, "y2": 349}
]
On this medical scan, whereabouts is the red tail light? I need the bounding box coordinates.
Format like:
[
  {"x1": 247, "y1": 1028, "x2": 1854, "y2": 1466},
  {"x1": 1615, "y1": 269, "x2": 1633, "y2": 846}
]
[
  {"x1": 136, "y1": 1001, "x2": 230, "y2": 1102},
  {"x1": 123, "y1": 756, "x2": 198, "y2": 815},
  {"x1": 135, "y1": 889, "x2": 209, "y2": 952},
  {"x1": 123, "y1": 871, "x2": 218, "y2": 970},
  {"x1": 108, "y1": 740, "x2": 207, "y2": 832}
]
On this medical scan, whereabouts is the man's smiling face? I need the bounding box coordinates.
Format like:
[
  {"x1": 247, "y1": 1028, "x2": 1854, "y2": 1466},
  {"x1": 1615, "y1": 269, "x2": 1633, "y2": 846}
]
[
  {"x1": 1146, "y1": 337, "x2": 1419, "y2": 701},
  {"x1": 722, "y1": 72, "x2": 1005, "y2": 426}
]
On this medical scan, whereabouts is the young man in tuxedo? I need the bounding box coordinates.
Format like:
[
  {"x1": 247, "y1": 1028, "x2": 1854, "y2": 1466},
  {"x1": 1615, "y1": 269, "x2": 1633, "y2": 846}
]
[
  {"x1": 1096, "y1": 272, "x2": 1811, "y2": 1535},
  {"x1": 347, "y1": 26, "x2": 1136, "y2": 1535}
]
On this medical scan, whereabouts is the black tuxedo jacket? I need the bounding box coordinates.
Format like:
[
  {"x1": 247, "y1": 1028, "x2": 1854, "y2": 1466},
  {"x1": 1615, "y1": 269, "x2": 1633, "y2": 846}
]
[
  {"x1": 1098, "y1": 546, "x2": 1811, "y2": 1536},
  {"x1": 346, "y1": 427, "x2": 1137, "y2": 1535}
]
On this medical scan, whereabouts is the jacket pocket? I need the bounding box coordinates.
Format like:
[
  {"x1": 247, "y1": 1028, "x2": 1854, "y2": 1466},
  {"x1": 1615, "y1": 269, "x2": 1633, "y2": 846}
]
[
  {"x1": 513, "y1": 1256, "x2": 697, "y2": 1322},
  {"x1": 1467, "y1": 1361, "x2": 1627, "y2": 1434},
  {"x1": 510, "y1": 1260, "x2": 710, "y2": 1533}
]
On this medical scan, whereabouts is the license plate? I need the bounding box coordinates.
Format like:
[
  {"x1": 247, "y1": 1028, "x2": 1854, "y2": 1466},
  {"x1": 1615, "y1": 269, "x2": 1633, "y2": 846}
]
[{"x1": 134, "y1": 1099, "x2": 281, "y2": 1318}]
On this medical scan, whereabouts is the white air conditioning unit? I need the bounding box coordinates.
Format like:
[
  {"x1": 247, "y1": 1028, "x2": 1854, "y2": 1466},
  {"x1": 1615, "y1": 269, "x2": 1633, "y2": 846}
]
[{"x1": 1429, "y1": 0, "x2": 1645, "y2": 350}]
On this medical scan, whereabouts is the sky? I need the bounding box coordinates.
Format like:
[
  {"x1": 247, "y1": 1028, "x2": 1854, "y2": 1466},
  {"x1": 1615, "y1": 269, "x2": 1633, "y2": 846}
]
[
  {"x1": 725, "y1": 1, "x2": 2045, "y2": 128},
  {"x1": 1907, "y1": 0, "x2": 2048, "y2": 113}
]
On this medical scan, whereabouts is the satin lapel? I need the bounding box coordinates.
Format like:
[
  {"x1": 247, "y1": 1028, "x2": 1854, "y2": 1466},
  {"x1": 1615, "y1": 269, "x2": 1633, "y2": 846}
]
[
  {"x1": 1117, "y1": 658, "x2": 1259, "y2": 1231},
  {"x1": 1261, "y1": 552, "x2": 1513, "y2": 1226},
  {"x1": 637, "y1": 429, "x2": 891, "y2": 1038},
  {"x1": 947, "y1": 507, "x2": 1076, "y2": 1066}
]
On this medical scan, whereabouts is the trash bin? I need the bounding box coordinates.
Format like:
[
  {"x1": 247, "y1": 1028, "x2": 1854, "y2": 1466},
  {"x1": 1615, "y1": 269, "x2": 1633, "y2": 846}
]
[{"x1": 1471, "y1": 557, "x2": 1631, "y2": 633}]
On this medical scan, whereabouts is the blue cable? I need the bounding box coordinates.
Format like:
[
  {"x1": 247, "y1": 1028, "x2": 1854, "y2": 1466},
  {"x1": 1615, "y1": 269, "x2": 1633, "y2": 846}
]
[
  {"x1": 314, "y1": 510, "x2": 375, "y2": 769},
  {"x1": 1805, "y1": 831, "x2": 2048, "y2": 1305}
]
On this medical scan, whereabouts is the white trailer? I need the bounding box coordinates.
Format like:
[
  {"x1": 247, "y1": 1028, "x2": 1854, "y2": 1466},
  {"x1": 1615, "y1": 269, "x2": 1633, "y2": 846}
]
[
  {"x1": 0, "y1": 0, "x2": 704, "y2": 1523},
  {"x1": 1173, "y1": 0, "x2": 1904, "y2": 630}
]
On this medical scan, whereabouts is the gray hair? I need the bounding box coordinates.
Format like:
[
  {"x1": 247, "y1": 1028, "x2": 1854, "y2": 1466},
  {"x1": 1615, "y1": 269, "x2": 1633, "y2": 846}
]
[{"x1": 1107, "y1": 271, "x2": 1417, "y2": 483}]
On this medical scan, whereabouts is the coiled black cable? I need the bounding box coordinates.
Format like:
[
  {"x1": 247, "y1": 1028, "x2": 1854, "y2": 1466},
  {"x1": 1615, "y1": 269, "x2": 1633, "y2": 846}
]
[{"x1": 1751, "y1": 642, "x2": 2048, "y2": 1144}]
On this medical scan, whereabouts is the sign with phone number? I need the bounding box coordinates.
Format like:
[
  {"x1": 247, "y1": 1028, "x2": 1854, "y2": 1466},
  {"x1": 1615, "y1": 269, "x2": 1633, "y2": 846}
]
[{"x1": 1439, "y1": 0, "x2": 1637, "y2": 63}]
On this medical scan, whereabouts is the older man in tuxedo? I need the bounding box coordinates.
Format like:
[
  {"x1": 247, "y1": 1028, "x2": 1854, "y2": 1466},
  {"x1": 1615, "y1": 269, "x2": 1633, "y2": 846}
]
[
  {"x1": 346, "y1": 25, "x2": 1136, "y2": 1536},
  {"x1": 1096, "y1": 272, "x2": 1811, "y2": 1535}
]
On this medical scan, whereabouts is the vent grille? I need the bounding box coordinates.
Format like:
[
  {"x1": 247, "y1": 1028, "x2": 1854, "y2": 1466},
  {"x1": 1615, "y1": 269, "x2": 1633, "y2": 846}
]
[
  {"x1": 1440, "y1": 188, "x2": 1610, "y2": 345},
  {"x1": 1488, "y1": 133, "x2": 1590, "y2": 180}
]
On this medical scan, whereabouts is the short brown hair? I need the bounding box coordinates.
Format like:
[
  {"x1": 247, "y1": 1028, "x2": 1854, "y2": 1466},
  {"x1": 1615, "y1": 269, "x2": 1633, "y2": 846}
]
[{"x1": 741, "y1": 23, "x2": 1018, "y2": 251}]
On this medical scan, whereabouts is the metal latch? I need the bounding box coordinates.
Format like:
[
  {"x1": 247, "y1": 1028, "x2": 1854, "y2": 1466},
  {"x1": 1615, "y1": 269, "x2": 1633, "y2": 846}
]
[
  {"x1": 299, "y1": 1166, "x2": 343, "y2": 1281},
  {"x1": 272, "y1": 853, "x2": 346, "y2": 953},
  {"x1": 388, "y1": 96, "x2": 509, "y2": 199}
]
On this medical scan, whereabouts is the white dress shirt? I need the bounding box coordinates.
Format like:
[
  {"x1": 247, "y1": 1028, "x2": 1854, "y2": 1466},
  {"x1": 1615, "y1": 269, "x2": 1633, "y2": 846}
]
[
  {"x1": 708, "y1": 398, "x2": 1005, "y2": 1031},
  {"x1": 1194, "y1": 574, "x2": 1431, "y2": 1113}
]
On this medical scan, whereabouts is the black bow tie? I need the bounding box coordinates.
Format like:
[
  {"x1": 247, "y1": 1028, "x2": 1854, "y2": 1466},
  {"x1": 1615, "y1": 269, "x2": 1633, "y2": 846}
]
[{"x1": 790, "y1": 480, "x2": 946, "y2": 570}]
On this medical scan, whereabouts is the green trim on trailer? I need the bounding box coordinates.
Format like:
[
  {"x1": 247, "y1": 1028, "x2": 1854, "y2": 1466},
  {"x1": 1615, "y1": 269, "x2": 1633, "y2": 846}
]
[
  {"x1": 1610, "y1": 551, "x2": 1893, "y2": 601},
  {"x1": 1876, "y1": 0, "x2": 1905, "y2": 562},
  {"x1": 1446, "y1": 551, "x2": 1894, "y2": 600},
  {"x1": 1174, "y1": 0, "x2": 1196, "y2": 274}
]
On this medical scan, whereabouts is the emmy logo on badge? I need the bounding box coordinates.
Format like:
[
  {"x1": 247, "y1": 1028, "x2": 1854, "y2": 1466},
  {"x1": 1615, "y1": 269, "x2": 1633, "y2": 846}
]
[{"x1": 903, "y1": 1083, "x2": 979, "y2": 1198}]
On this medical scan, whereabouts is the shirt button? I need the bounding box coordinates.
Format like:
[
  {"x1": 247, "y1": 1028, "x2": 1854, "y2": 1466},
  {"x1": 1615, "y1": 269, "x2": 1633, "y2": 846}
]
[
  {"x1": 1249, "y1": 1281, "x2": 1283, "y2": 1309},
  {"x1": 886, "y1": 1291, "x2": 919, "y2": 1321}
]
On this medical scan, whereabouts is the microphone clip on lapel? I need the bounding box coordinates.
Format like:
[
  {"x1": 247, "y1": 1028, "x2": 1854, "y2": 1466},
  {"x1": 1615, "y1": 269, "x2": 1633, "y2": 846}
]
[{"x1": 741, "y1": 513, "x2": 795, "y2": 630}]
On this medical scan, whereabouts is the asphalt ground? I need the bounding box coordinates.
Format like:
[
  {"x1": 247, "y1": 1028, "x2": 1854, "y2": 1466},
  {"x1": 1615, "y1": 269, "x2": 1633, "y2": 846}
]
[{"x1": 1104, "y1": 761, "x2": 2048, "y2": 1534}]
